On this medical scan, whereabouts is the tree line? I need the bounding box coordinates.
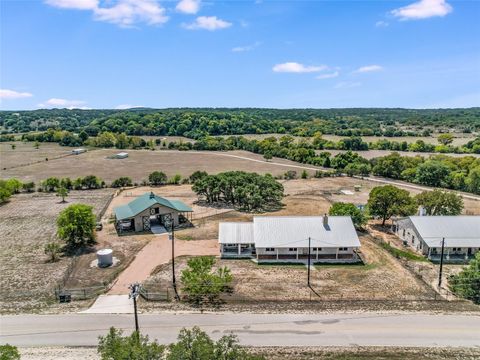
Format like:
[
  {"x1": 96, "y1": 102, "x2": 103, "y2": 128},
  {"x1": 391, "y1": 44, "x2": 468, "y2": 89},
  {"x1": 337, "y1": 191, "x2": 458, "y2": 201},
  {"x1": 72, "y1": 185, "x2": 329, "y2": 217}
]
[{"x1": 2, "y1": 107, "x2": 479, "y2": 137}]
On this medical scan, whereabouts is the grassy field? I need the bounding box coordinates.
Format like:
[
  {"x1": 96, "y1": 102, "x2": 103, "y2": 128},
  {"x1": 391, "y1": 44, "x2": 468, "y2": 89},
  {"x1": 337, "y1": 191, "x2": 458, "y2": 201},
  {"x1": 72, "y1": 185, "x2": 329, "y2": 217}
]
[
  {"x1": 1, "y1": 147, "x2": 320, "y2": 184},
  {"x1": 0, "y1": 142, "x2": 78, "y2": 170},
  {"x1": 0, "y1": 190, "x2": 115, "y2": 313}
]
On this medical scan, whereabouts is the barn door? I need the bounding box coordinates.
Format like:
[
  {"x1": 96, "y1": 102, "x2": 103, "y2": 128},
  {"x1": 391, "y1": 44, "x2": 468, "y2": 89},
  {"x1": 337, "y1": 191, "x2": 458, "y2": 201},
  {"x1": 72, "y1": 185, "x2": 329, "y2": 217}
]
[{"x1": 142, "y1": 216, "x2": 151, "y2": 231}]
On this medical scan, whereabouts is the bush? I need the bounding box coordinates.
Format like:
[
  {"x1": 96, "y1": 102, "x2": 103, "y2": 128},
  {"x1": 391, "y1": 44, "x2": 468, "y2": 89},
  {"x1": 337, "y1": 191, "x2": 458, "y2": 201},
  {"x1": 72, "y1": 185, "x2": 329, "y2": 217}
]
[
  {"x1": 0, "y1": 182, "x2": 12, "y2": 204},
  {"x1": 181, "y1": 256, "x2": 232, "y2": 305},
  {"x1": 57, "y1": 204, "x2": 96, "y2": 249},
  {"x1": 111, "y1": 177, "x2": 133, "y2": 188},
  {"x1": 0, "y1": 344, "x2": 20, "y2": 360},
  {"x1": 449, "y1": 252, "x2": 480, "y2": 304},
  {"x1": 148, "y1": 171, "x2": 167, "y2": 186},
  {"x1": 284, "y1": 170, "x2": 297, "y2": 180},
  {"x1": 44, "y1": 242, "x2": 62, "y2": 262}
]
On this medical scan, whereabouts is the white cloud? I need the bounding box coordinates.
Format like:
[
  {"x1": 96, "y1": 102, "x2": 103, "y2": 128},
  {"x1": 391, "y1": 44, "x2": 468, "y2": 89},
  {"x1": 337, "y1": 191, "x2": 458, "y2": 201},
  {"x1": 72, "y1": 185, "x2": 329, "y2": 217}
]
[
  {"x1": 176, "y1": 0, "x2": 200, "y2": 14},
  {"x1": 183, "y1": 16, "x2": 232, "y2": 31},
  {"x1": 115, "y1": 104, "x2": 144, "y2": 109},
  {"x1": 45, "y1": 0, "x2": 98, "y2": 10},
  {"x1": 94, "y1": 0, "x2": 168, "y2": 27},
  {"x1": 45, "y1": 0, "x2": 168, "y2": 27},
  {"x1": 353, "y1": 65, "x2": 383, "y2": 73},
  {"x1": 273, "y1": 62, "x2": 327, "y2": 73},
  {"x1": 334, "y1": 81, "x2": 361, "y2": 89},
  {"x1": 375, "y1": 20, "x2": 389, "y2": 27},
  {"x1": 0, "y1": 89, "x2": 33, "y2": 99},
  {"x1": 232, "y1": 41, "x2": 261, "y2": 53},
  {"x1": 391, "y1": 0, "x2": 452, "y2": 20},
  {"x1": 38, "y1": 98, "x2": 87, "y2": 109},
  {"x1": 316, "y1": 71, "x2": 339, "y2": 80}
]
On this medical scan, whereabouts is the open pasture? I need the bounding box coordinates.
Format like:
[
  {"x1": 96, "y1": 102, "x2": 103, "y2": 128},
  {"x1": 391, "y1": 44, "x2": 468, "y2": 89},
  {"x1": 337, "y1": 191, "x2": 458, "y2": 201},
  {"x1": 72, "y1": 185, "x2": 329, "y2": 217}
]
[{"x1": 1, "y1": 148, "x2": 319, "y2": 184}]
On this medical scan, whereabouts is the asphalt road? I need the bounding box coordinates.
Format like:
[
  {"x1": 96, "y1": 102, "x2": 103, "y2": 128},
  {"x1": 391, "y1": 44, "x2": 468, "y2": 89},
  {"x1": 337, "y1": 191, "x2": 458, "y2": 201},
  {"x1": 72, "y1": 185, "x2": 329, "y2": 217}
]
[{"x1": 1, "y1": 313, "x2": 479, "y2": 347}]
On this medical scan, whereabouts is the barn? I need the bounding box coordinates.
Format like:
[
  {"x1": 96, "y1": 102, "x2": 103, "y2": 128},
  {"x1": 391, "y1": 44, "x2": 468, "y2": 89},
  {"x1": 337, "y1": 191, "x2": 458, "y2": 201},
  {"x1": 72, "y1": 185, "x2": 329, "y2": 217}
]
[{"x1": 114, "y1": 192, "x2": 193, "y2": 233}]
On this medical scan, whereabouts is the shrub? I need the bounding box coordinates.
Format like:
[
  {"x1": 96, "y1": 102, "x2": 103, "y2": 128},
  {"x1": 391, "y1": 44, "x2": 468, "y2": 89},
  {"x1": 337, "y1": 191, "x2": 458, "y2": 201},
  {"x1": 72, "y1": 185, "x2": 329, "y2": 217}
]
[
  {"x1": 44, "y1": 242, "x2": 62, "y2": 262},
  {"x1": 148, "y1": 171, "x2": 167, "y2": 186},
  {"x1": 0, "y1": 344, "x2": 20, "y2": 360},
  {"x1": 111, "y1": 177, "x2": 133, "y2": 188}
]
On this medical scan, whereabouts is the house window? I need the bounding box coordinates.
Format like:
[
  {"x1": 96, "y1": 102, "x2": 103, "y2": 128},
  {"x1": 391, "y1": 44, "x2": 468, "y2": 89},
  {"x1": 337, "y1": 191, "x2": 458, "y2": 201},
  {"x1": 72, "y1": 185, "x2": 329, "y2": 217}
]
[
  {"x1": 402, "y1": 229, "x2": 406, "y2": 236},
  {"x1": 265, "y1": 248, "x2": 275, "y2": 252},
  {"x1": 452, "y1": 247, "x2": 461, "y2": 252},
  {"x1": 339, "y1": 247, "x2": 348, "y2": 251},
  {"x1": 312, "y1": 247, "x2": 322, "y2": 251},
  {"x1": 289, "y1": 248, "x2": 297, "y2": 252}
]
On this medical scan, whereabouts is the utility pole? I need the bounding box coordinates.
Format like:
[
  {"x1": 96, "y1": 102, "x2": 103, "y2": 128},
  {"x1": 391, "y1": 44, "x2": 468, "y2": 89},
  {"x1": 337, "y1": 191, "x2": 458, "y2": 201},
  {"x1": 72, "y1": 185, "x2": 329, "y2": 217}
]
[
  {"x1": 438, "y1": 237, "x2": 445, "y2": 288},
  {"x1": 307, "y1": 237, "x2": 311, "y2": 287},
  {"x1": 128, "y1": 283, "x2": 140, "y2": 334},
  {"x1": 168, "y1": 213, "x2": 179, "y2": 300}
]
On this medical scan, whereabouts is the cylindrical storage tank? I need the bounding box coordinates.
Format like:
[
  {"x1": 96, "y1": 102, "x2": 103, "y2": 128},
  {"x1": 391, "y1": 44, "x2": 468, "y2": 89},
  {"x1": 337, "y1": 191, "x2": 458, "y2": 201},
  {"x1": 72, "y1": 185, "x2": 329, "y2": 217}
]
[{"x1": 97, "y1": 249, "x2": 113, "y2": 268}]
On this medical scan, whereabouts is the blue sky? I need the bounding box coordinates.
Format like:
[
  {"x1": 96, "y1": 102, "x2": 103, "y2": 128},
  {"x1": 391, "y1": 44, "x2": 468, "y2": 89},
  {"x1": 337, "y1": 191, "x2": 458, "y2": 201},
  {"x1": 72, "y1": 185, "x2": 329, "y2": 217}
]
[{"x1": 1, "y1": 0, "x2": 479, "y2": 110}]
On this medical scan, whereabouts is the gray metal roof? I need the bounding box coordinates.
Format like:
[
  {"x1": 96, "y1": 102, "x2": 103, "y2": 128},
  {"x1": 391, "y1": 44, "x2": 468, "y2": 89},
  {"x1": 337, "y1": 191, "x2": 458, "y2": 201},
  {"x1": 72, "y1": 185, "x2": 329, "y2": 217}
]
[
  {"x1": 409, "y1": 216, "x2": 480, "y2": 248},
  {"x1": 253, "y1": 216, "x2": 360, "y2": 248},
  {"x1": 219, "y1": 222, "x2": 254, "y2": 244}
]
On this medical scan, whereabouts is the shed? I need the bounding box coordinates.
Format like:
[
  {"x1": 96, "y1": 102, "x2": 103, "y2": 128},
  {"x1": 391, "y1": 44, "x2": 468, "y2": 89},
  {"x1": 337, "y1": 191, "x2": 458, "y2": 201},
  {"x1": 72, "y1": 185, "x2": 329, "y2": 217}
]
[
  {"x1": 71, "y1": 148, "x2": 86, "y2": 155},
  {"x1": 115, "y1": 152, "x2": 129, "y2": 159}
]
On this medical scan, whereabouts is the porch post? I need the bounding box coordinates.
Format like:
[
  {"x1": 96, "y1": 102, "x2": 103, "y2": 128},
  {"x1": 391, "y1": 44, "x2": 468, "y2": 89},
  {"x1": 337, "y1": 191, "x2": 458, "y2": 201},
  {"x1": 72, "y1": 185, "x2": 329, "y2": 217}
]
[
  {"x1": 316, "y1": 248, "x2": 318, "y2": 260},
  {"x1": 296, "y1": 248, "x2": 299, "y2": 260},
  {"x1": 446, "y1": 249, "x2": 450, "y2": 260},
  {"x1": 276, "y1": 248, "x2": 279, "y2": 260},
  {"x1": 238, "y1": 244, "x2": 241, "y2": 255},
  {"x1": 427, "y1": 247, "x2": 431, "y2": 259},
  {"x1": 336, "y1": 248, "x2": 339, "y2": 260}
]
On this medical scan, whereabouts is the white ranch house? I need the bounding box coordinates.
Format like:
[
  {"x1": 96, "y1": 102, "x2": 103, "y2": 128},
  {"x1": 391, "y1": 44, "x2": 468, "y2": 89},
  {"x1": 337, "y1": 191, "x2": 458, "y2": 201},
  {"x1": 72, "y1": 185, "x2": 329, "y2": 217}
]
[
  {"x1": 395, "y1": 216, "x2": 480, "y2": 263},
  {"x1": 219, "y1": 215, "x2": 361, "y2": 263}
]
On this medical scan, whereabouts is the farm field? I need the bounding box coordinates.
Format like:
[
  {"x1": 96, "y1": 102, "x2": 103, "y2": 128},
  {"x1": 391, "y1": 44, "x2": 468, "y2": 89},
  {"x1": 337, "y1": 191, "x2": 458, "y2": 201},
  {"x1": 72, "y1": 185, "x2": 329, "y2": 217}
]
[
  {"x1": 0, "y1": 142, "x2": 78, "y2": 170},
  {"x1": 0, "y1": 190, "x2": 116, "y2": 313},
  {"x1": 318, "y1": 148, "x2": 480, "y2": 159},
  {"x1": 235, "y1": 133, "x2": 476, "y2": 145},
  {"x1": 1, "y1": 148, "x2": 320, "y2": 183}
]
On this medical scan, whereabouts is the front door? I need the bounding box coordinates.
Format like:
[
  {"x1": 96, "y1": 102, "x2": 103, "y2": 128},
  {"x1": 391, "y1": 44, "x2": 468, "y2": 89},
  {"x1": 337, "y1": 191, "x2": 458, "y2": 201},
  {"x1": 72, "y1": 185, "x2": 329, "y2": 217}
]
[{"x1": 467, "y1": 248, "x2": 472, "y2": 256}]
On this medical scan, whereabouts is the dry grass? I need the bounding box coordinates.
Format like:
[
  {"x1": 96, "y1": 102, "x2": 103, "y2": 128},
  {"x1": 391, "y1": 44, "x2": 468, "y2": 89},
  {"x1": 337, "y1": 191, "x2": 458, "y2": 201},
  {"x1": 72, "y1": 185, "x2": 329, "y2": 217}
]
[
  {"x1": 1, "y1": 149, "x2": 319, "y2": 183},
  {"x1": 0, "y1": 142, "x2": 77, "y2": 170},
  {"x1": 0, "y1": 190, "x2": 113, "y2": 313}
]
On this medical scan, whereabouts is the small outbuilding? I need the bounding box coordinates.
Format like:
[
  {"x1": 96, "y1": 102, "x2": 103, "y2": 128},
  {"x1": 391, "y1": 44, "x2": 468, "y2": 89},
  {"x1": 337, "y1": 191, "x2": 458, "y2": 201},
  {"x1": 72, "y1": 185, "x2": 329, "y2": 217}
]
[
  {"x1": 115, "y1": 152, "x2": 129, "y2": 159},
  {"x1": 71, "y1": 148, "x2": 86, "y2": 155},
  {"x1": 114, "y1": 192, "x2": 193, "y2": 233}
]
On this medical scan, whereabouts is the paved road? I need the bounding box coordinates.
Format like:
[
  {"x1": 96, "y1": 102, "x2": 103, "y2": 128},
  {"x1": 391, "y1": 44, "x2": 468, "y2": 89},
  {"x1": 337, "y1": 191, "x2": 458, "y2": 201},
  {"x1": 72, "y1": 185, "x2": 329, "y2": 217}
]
[{"x1": 1, "y1": 313, "x2": 479, "y2": 347}]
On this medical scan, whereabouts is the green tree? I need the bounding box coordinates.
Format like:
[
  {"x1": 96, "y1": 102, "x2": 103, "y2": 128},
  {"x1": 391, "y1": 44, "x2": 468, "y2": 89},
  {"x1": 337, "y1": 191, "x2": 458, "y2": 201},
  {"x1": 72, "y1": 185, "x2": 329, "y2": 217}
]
[
  {"x1": 0, "y1": 344, "x2": 20, "y2": 360},
  {"x1": 98, "y1": 327, "x2": 165, "y2": 360},
  {"x1": 415, "y1": 160, "x2": 450, "y2": 187},
  {"x1": 415, "y1": 190, "x2": 463, "y2": 215},
  {"x1": 169, "y1": 174, "x2": 182, "y2": 185},
  {"x1": 57, "y1": 204, "x2": 96, "y2": 248},
  {"x1": 56, "y1": 186, "x2": 69, "y2": 203},
  {"x1": 329, "y1": 202, "x2": 367, "y2": 228},
  {"x1": 466, "y1": 166, "x2": 480, "y2": 194},
  {"x1": 148, "y1": 171, "x2": 167, "y2": 186},
  {"x1": 449, "y1": 252, "x2": 480, "y2": 304},
  {"x1": 367, "y1": 185, "x2": 416, "y2": 226},
  {"x1": 301, "y1": 170, "x2": 308, "y2": 179},
  {"x1": 82, "y1": 175, "x2": 102, "y2": 189},
  {"x1": 189, "y1": 171, "x2": 208, "y2": 183},
  {"x1": 168, "y1": 326, "x2": 263, "y2": 360},
  {"x1": 181, "y1": 256, "x2": 232, "y2": 305},
  {"x1": 263, "y1": 152, "x2": 272, "y2": 162},
  {"x1": 0, "y1": 184, "x2": 11, "y2": 204},
  {"x1": 111, "y1": 177, "x2": 133, "y2": 188},
  {"x1": 284, "y1": 170, "x2": 297, "y2": 180},
  {"x1": 437, "y1": 133, "x2": 454, "y2": 145},
  {"x1": 5, "y1": 178, "x2": 23, "y2": 194},
  {"x1": 41, "y1": 177, "x2": 61, "y2": 192},
  {"x1": 44, "y1": 242, "x2": 62, "y2": 262}
]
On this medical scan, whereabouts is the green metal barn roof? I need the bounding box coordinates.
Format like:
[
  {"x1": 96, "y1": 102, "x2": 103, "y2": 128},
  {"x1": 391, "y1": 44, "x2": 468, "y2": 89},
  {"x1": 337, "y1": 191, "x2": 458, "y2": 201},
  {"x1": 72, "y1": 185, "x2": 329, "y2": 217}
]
[{"x1": 114, "y1": 192, "x2": 192, "y2": 220}]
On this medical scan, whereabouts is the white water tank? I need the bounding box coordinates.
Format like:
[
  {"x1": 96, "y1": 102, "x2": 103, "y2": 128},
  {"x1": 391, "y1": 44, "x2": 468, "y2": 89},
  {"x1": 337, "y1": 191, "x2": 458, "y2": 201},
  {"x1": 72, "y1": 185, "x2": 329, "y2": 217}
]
[{"x1": 97, "y1": 249, "x2": 113, "y2": 267}]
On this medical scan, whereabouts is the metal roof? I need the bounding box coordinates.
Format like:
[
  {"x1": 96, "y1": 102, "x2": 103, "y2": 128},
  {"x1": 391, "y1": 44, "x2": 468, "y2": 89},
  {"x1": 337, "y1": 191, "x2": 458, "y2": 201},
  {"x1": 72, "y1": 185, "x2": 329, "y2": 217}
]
[
  {"x1": 253, "y1": 216, "x2": 360, "y2": 248},
  {"x1": 114, "y1": 192, "x2": 192, "y2": 220},
  {"x1": 219, "y1": 222, "x2": 254, "y2": 244},
  {"x1": 409, "y1": 216, "x2": 480, "y2": 248}
]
